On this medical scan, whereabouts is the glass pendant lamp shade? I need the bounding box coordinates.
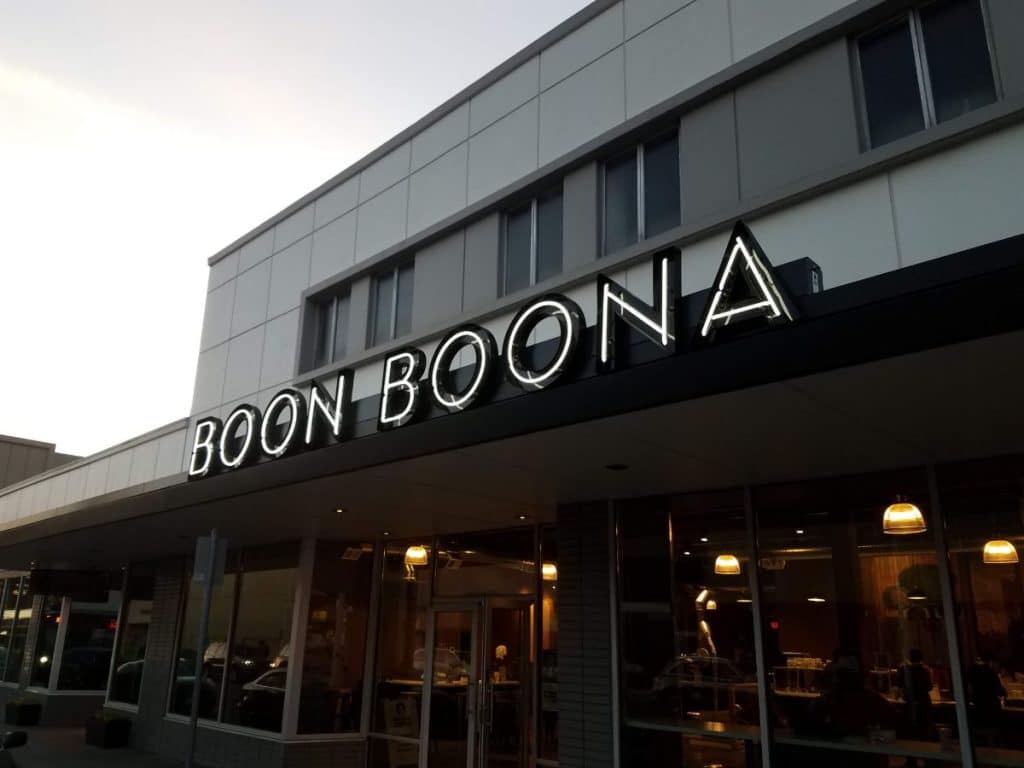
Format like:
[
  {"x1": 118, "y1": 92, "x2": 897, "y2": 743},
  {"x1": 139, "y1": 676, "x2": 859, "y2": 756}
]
[
  {"x1": 705, "y1": 599, "x2": 718, "y2": 611},
  {"x1": 714, "y1": 554, "x2": 741, "y2": 575},
  {"x1": 542, "y1": 562, "x2": 558, "y2": 581},
  {"x1": 404, "y1": 545, "x2": 429, "y2": 566},
  {"x1": 883, "y1": 498, "x2": 927, "y2": 535},
  {"x1": 983, "y1": 539, "x2": 1019, "y2": 564}
]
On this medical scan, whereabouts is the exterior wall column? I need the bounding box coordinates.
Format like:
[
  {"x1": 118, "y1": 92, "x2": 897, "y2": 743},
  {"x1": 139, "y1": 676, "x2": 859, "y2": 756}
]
[{"x1": 557, "y1": 502, "x2": 617, "y2": 768}]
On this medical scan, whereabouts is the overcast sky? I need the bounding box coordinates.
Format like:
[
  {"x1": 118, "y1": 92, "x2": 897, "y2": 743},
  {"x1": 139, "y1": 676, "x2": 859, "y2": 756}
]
[{"x1": 0, "y1": 1, "x2": 590, "y2": 457}]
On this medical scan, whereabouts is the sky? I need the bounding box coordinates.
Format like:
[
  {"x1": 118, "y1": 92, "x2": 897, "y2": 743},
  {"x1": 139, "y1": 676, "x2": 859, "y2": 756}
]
[{"x1": 0, "y1": 0, "x2": 591, "y2": 457}]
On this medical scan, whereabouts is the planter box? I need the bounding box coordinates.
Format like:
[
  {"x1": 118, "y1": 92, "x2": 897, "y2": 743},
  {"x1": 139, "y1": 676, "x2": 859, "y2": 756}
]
[
  {"x1": 85, "y1": 716, "x2": 131, "y2": 749},
  {"x1": 4, "y1": 702, "x2": 40, "y2": 727}
]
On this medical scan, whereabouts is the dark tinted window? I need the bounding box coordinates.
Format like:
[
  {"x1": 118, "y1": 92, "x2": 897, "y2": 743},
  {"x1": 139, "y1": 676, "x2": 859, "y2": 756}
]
[
  {"x1": 313, "y1": 298, "x2": 334, "y2": 370},
  {"x1": 332, "y1": 293, "x2": 350, "y2": 363},
  {"x1": 859, "y1": 21, "x2": 925, "y2": 147},
  {"x1": 921, "y1": 0, "x2": 996, "y2": 124},
  {"x1": 109, "y1": 564, "x2": 155, "y2": 705},
  {"x1": 221, "y1": 545, "x2": 298, "y2": 731},
  {"x1": 298, "y1": 542, "x2": 375, "y2": 734},
  {"x1": 58, "y1": 592, "x2": 120, "y2": 691},
  {"x1": 536, "y1": 192, "x2": 563, "y2": 284},
  {"x1": 643, "y1": 135, "x2": 680, "y2": 238},
  {"x1": 371, "y1": 271, "x2": 395, "y2": 346},
  {"x1": 30, "y1": 595, "x2": 62, "y2": 686},
  {"x1": 395, "y1": 264, "x2": 414, "y2": 339},
  {"x1": 605, "y1": 151, "x2": 638, "y2": 254},
  {"x1": 504, "y1": 204, "x2": 532, "y2": 295}
]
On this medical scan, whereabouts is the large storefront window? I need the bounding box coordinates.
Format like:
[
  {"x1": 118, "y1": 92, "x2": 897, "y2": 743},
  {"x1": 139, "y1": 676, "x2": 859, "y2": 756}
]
[
  {"x1": 540, "y1": 526, "x2": 558, "y2": 764},
  {"x1": 58, "y1": 589, "x2": 121, "y2": 690},
  {"x1": 297, "y1": 541, "x2": 375, "y2": 734},
  {"x1": 29, "y1": 595, "x2": 62, "y2": 687},
  {"x1": 221, "y1": 545, "x2": 297, "y2": 731},
  {"x1": 368, "y1": 540, "x2": 431, "y2": 767},
  {"x1": 619, "y1": 490, "x2": 761, "y2": 767},
  {"x1": 5, "y1": 577, "x2": 32, "y2": 683},
  {"x1": 108, "y1": 564, "x2": 156, "y2": 705},
  {"x1": 170, "y1": 544, "x2": 298, "y2": 732},
  {"x1": 941, "y1": 457, "x2": 1024, "y2": 767},
  {"x1": 755, "y1": 468, "x2": 961, "y2": 765},
  {"x1": 170, "y1": 554, "x2": 240, "y2": 720}
]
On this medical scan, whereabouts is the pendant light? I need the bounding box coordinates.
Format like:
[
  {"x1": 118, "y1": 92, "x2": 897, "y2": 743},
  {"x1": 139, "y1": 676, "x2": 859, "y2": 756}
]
[
  {"x1": 404, "y1": 545, "x2": 429, "y2": 566},
  {"x1": 705, "y1": 599, "x2": 718, "y2": 611},
  {"x1": 983, "y1": 539, "x2": 1019, "y2": 565},
  {"x1": 883, "y1": 496, "x2": 927, "y2": 535},
  {"x1": 542, "y1": 562, "x2": 558, "y2": 581},
  {"x1": 714, "y1": 554, "x2": 741, "y2": 575},
  {"x1": 907, "y1": 586, "x2": 927, "y2": 602}
]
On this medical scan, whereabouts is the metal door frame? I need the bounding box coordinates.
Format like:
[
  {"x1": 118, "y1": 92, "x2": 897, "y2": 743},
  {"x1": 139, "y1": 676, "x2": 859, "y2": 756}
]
[{"x1": 420, "y1": 596, "x2": 535, "y2": 768}]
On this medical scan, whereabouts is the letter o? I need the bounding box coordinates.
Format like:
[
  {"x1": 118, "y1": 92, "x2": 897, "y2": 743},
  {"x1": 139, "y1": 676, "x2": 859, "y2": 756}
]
[
  {"x1": 219, "y1": 405, "x2": 261, "y2": 469},
  {"x1": 429, "y1": 325, "x2": 497, "y2": 413},
  {"x1": 502, "y1": 295, "x2": 583, "y2": 391},
  {"x1": 260, "y1": 390, "x2": 306, "y2": 458}
]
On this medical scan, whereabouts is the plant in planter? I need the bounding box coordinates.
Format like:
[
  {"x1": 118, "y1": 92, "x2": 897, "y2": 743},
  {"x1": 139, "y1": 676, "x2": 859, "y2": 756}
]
[
  {"x1": 84, "y1": 710, "x2": 131, "y2": 749},
  {"x1": 4, "y1": 696, "x2": 40, "y2": 727}
]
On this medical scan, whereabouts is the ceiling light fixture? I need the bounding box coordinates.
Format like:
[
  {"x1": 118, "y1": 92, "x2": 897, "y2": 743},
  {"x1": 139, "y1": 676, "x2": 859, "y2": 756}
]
[
  {"x1": 907, "y1": 586, "x2": 928, "y2": 602},
  {"x1": 807, "y1": 596, "x2": 826, "y2": 603},
  {"x1": 542, "y1": 562, "x2": 558, "y2": 581},
  {"x1": 705, "y1": 599, "x2": 718, "y2": 611},
  {"x1": 984, "y1": 539, "x2": 1019, "y2": 564},
  {"x1": 883, "y1": 497, "x2": 927, "y2": 535},
  {"x1": 714, "y1": 554, "x2": 741, "y2": 575}
]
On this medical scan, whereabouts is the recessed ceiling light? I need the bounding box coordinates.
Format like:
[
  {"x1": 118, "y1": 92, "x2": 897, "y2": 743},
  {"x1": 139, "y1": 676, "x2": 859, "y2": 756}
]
[
  {"x1": 700, "y1": 537, "x2": 709, "y2": 543},
  {"x1": 382, "y1": 531, "x2": 390, "y2": 537},
  {"x1": 518, "y1": 514, "x2": 527, "y2": 521},
  {"x1": 795, "y1": 529, "x2": 804, "y2": 535},
  {"x1": 682, "y1": 551, "x2": 692, "y2": 556},
  {"x1": 605, "y1": 463, "x2": 629, "y2": 471},
  {"x1": 335, "y1": 508, "x2": 345, "y2": 515}
]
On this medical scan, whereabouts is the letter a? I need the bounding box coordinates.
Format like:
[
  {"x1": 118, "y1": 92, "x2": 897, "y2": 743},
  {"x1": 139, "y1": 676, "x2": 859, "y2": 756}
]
[{"x1": 698, "y1": 221, "x2": 795, "y2": 343}]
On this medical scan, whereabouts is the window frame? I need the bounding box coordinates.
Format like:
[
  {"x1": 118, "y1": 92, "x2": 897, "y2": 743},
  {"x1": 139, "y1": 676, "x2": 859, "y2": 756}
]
[
  {"x1": 502, "y1": 189, "x2": 564, "y2": 297},
  {"x1": 311, "y1": 290, "x2": 350, "y2": 371},
  {"x1": 853, "y1": 0, "x2": 1001, "y2": 149},
  {"x1": 602, "y1": 134, "x2": 680, "y2": 256},
  {"x1": 369, "y1": 261, "x2": 414, "y2": 347}
]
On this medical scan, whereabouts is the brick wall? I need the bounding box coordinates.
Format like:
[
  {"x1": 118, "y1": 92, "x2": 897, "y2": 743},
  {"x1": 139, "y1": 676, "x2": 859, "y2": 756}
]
[{"x1": 558, "y1": 502, "x2": 616, "y2": 768}]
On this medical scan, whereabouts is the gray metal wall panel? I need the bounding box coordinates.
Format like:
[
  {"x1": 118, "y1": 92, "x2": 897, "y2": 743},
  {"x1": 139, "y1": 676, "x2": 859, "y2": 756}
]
[
  {"x1": 735, "y1": 39, "x2": 860, "y2": 200},
  {"x1": 680, "y1": 93, "x2": 740, "y2": 226},
  {"x1": 411, "y1": 231, "x2": 466, "y2": 331},
  {"x1": 989, "y1": 0, "x2": 1024, "y2": 99},
  {"x1": 562, "y1": 163, "x2": 600, "y2": 274},
  {"x1": 346, "y1": 277, "x2": 372, "y2": 354},
  {"x1": 558, "y1": 502, "x2": 614, "y2": 768},
  {"x1": 463, "y1": 214, "x2": 501, "y2": 314}
]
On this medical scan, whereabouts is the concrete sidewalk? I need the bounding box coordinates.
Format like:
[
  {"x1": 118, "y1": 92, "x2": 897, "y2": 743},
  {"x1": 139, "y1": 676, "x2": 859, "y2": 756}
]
[{"x1": 7, "y1": 726, "x2": 181, "y2": 767}]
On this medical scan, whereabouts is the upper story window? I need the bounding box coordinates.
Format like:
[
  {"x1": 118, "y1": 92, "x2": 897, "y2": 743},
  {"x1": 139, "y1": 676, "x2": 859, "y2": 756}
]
[
  {"x1": 603, "y1": 133, "x2": 680, "y2": 256},
  {"x1": 503, "y1": 189, "x2": 563, "y2": 296},
  {"x1": 856, "y1": 0, "x2": 997, "y2": 148},
  {"x1": 310, "y1": 291, "x2": 351, "y2": 371},
  {"x1": 370, "y1": 262, "x2": 414, "y2": 347}
]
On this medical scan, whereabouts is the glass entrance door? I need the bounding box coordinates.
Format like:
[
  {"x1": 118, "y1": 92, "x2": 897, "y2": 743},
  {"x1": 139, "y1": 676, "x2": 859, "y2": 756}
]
[{"x1": 425, "y1": 599, "x2": 533, "y2": 768}]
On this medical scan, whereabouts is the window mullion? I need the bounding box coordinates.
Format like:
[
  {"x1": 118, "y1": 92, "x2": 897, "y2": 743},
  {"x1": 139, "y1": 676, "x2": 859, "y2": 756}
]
[
  {"x1": 636, "y1": 143, "x2": 645, "y2": 242},
  {"x1": 909, "y1": 10, "x2": 937, "y2": 127}
]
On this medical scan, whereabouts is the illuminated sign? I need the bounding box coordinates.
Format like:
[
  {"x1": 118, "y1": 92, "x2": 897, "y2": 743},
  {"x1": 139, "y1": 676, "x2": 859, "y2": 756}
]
[{"x1": 188, "y1": 221, "x2": 795, "y2": 479}]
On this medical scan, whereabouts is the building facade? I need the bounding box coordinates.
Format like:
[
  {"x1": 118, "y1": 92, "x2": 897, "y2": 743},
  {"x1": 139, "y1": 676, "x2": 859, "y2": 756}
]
[{"x1": 1, "y1": 0, "x2": 1024, "y2": 766}]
